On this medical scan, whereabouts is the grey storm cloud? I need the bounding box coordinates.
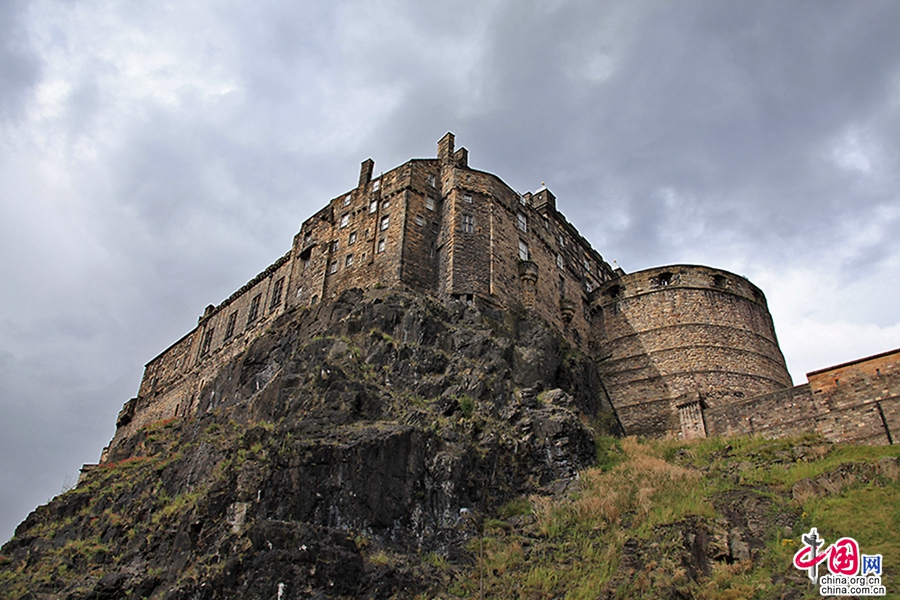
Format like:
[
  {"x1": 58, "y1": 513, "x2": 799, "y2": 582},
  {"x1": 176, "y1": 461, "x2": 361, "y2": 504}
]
[{"x1": 1, "y1": 0, "x2": 899, "y2": 544}]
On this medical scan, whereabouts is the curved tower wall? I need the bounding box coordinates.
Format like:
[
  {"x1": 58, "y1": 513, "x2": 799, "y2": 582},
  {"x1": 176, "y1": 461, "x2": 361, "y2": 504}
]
[{"x1": 592, "y1": 265, "x2": 792, "y2": 437}]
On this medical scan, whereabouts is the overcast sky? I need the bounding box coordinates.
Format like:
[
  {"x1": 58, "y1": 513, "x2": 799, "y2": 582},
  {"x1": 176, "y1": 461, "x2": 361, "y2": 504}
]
[{"x1": 2, "y1": 0, "x2": 899, "y2": 543}]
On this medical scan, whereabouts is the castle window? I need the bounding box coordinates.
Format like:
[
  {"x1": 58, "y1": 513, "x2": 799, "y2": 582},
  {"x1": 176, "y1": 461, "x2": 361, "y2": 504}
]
[
  {"x1": 462, "y1": 214, "x2": 475, "y2": 233},
  {"x1": 330, "y1": 261, "x2": 338, "y2": 274},
  {"x1": 270, "y1": 277, "x2": 284, "y2": 309},
  {"x1": 304, "y1": 233, "x2": 313, "y2": 245},
  {"x1": 427, "y1": 174, "x2": 436, "y2": 187},
  {"x1": 713, "y1": 274, "x2": 726, "y2": 288},
  {"x1": 311, "y1": 295, "x2": 318, "y2": 305},
  {"x1": 426, "y1": 197, "x2": 435, "y2": 211},
  {"x1": 343, "y1": 194, "x2": 352, "y2": 207},
  {"x1": 415, "y1": 215, "x2": 424, "y2": 226},
  {"x1": 200, "y1": 327, "x2": 214, "y2": 356},
  {"x1": 518, "y1": 240, "x2": 530, "y2": 261},
  {"x1": 301, "y1": 258, "x2": 309, "y2": 271},
  {"x1": 585, "y1": 280, "x2": 593, "y2": 293},
  {"x1": 224, "y1": 311, "x2": 237, "y2": 340},
  {"x1": 517, "y1": 213, "x2": 527, "y2": 232},
  {"x1": 331, "y1": 240, "x2": 339, "y2": 253},
  {"x1": 369, "y1": 200, "x2": 378, "y2": 214},
  {"x1": 463, "y1": 193, "x2": 473, "y2": 203},
  {"x1": 557, "y1": 254, "x2": 564, "y2": 269},
  {"x1": 340, "y1": 214, "x2": 350, "y2": 229},
  {"x1": 247, "y1": 294, "x2": 261, "y2": 325},
  {"x1": 380, "y1": 215, "x2": 390, "y2": 231},
  {"x1": 372, "y1": 179, "x2": 380, "y2": 191},
  {"x1": 377, "y1": 239, "x2": 386, "y2": 253},
  {"x1": 349, "y1": 231, "x2": 357, "y2": 245},
  {"x1": 657, "y1": 272, "x2": 672, "y2": 286},
  {"x1": 345, "y1": 253, "x2": 354, "y2": 267},
  {"x1": 558, "y1": 235, "x2": 564, "y2": 248},
  {"x1": 382, "y1": 199, "x2": 390, "y2": 209},
  {"x1": 295, "y1": 286, "x2": 303, "y2": 297},
  {"x1": 583, "y1": 258, "x2": 591, "y2": 273}
]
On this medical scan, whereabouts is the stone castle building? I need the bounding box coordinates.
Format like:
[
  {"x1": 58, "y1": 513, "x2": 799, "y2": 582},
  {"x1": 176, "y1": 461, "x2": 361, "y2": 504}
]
[{"x1": 107, "y1": 133, "x2": 899, "y2": 455}]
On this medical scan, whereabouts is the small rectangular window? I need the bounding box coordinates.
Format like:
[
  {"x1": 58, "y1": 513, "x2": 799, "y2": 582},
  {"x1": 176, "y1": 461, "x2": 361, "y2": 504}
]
[
  {"x1": 340, "y1": 214, "x2": 350, "y2": 229},
  {"x1": 463, "y1": 193, "x2": 473, "y2": 203},
  {"x1": 330, "y1": 261, "x2": 338, "y2": 274},
  {"x1": 585, "y1": 280, "x2": 593, "y2": 293},
  {"x1": 382, "y1": 199, "x2": 390, "y2": 209},
  {"x1": 558, "y1": 235, "x2": 564, "y2": 248},
  {"x1": 380, "y1": 215, "x2": 390, "y2": 231},
  {"x1": 348, "y1": 231, "x2": 357, "y2": 245},
  {"x1": 343, "y1": 194, "x2": 352, "y2": 207},
  {"x1": 557, "y1": 254, "x2": 564, "y2": 269},
  {"x1": 517, "y1": 213, "x2": 527, "y2": 232},
  {"x1": 369, "y1": 200, "x2": 378, "y2": 214},
  {"x1": 427, "y1": 174, "x2": 436, "y2": 187},
  {"x1": 270, "y1": 277, "x2": 284, "y2": 309},
  {"x1": 583, "y1": 258, "x2": 591, "y2": 273},
  {"x1": 518, "y1": 240, "x2": 529, "y2": 261},
  {"x1": 372, "y1": 179, "x2": 380, "y2": 191},
  {"x1": 200, "y1": 327, "x2": 214, "y2": 356},
  {"x1": 415, "y1": 215, "x2": 424, "y2": 226},
  {"x1": 345, "y1": 254, "x2": 353, "y2": 267},
  {"x1": 247, "y1": 294, "x2": 261, "y2": 325},
  {"x1": 377, "y1": 239, "x2": 386, "y2": 253},
  {"x1": 331, "y1": 240, "x2": 339, "y2": 253},
  {"x1": 462, "y1": 214, "x2": 475, "y2": 233},
  {"x1": 304, "y1": 233, "x2": 313, "y2": 245},
  {"x1": 224, "y1": 311, "x2": 237, "y2": 340},
  {"x1": 426, "y1": 197, "x2": 435, "y2": 211}
]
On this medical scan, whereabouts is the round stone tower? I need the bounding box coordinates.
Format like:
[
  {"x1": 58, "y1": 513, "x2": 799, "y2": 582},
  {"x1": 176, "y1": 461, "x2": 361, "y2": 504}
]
[{"x1": 591, "y1": 265, "x2": 792, "y2": 438}]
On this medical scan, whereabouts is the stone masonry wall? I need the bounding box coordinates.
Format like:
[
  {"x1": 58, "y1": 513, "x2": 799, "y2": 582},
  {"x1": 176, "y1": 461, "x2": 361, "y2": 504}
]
[
  {"x1": 593, "y1": 265, "x2": 792, "y2": 438},
  {"x1": 705, "y1": 348, "x2": 900, "y2": 445}
]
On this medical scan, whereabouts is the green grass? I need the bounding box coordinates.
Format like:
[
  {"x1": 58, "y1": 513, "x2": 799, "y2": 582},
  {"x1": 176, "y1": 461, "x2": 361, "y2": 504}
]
[{"x1": 447, "y1": 434, "x2": 900, "y2": 599}]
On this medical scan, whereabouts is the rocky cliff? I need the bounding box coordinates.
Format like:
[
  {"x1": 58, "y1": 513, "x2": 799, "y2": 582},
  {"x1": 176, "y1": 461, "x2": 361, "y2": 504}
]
[{"x1": 0, "y1": 289, "x2": 618, "y2": 599}]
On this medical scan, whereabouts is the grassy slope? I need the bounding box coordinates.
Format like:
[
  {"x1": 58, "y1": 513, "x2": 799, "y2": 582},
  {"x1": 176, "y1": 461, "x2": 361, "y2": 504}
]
[{"x1": 443, "y1": 434, "x2": 900, "y2": 600}]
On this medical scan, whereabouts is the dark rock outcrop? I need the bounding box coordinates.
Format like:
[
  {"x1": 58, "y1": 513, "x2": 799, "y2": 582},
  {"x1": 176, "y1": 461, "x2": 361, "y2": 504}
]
[{"x1": 1, "y1": 289, "x2": 617, "y2": 599}]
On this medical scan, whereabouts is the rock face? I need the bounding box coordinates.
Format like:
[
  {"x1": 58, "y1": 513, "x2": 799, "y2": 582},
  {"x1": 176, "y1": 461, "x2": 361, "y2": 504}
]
[{"x1": 0, "y1": 289, "x2": 617, "y2": 599}]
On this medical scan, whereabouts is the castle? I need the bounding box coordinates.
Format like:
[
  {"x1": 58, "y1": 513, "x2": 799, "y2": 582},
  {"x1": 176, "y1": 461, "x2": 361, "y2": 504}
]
[{"x1": 106, "y1": 133, "x2": 899, "y2": 457}]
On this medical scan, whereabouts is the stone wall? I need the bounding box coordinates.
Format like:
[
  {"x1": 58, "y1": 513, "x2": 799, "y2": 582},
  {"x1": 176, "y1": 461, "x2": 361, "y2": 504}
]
[
  {"x1": 705, "y1": 348, "x2": 900, "y2": 445},
  {"x1": 592, "y1": 265, "x2": 792, "y2": 437}
]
